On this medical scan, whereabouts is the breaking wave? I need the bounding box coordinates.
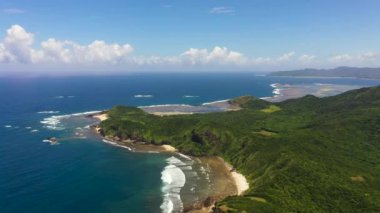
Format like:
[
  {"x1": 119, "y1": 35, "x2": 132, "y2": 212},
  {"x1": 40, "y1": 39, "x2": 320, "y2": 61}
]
[
  {"x1": 177, "y1": 153, "x2": 192, "y2": 161},
  {"x1": 40, "y1": 111, "x2": 102, "y2": 130},
  {"x1": 202, "y1": 99, "x2": 230, "y2": 106},
  {"x1": 270, "y1": 83, "x2": 279, "y2": 88},
  {"x1": 160, "y1": 157, "x2": 186, "y2": 213},
  {"x1": 54, "y1": 96, "x2": 74, "y2": 99},
  {"x1": 273, "y1": 88, "x2": 282, "y2": 95},
  {"x1": 268, "y1": 83, "x2": 284, "y2": 98},
  {"x1": 134, "y1": 94, "x2": 154, "y2": 98},
  {"x1": 42, "y1": 139, "x2": 59, "y2": 145},
  {"x1": 160, "y1": 155, "x2": 195, "y2": 213},
  {"x1": 260, "y1": 96, "x2": 272, "y2": 100},
  {"x1": 40, "y1": 115, "x2": 67, "y2": 130},
  {"x1": 102, "y1": 139, "x2": 133, "y2": 151},
  {"x1": 37, "y1": 111, "x2": 60, "y2": 114},
  {"x1": 182, "y1": 95, "x2": 199, "y2": 98}
]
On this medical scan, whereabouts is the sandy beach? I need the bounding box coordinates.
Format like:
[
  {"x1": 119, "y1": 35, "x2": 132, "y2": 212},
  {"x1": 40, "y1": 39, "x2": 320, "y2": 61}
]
[
  {"x1": 219, "y1": 157, "x2": 250, "y2": 196},
  {"x1": 231, "y1": 172, "x2": 250, "y2": 195},
  {"x1": 184, "y1": 157, "x2": 250, "y2": 212},
  {"x1": 184, "y1": 157, "x2": 238, "y2": 212},
  {"x1": 92, "y1": 112, "x2": 108, "y2": 121},
  {"x1": 161, "y1": 144, "x2": 177, "y2": 151}
]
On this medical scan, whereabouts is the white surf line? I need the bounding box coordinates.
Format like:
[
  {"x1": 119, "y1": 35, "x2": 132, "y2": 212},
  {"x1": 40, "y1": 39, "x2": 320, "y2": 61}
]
[
  {"x1": 134, "y1": 94, "x2": 154, "y2": 98},
  {"x1": 37, "y1": 111, "x2": 60, "y2": 114},
  {"x1": 160, "y1": 156, "x2": 190, "y2": 213},
  {"x1": 201, "y1": 99, "x2": 230, "y2": 106},
  {"x1": 40, "y1": 110, "x2": 103, "y2": 130},
  {"x1": 102, "y1": 139, "x2": 133, "y2": 151}
]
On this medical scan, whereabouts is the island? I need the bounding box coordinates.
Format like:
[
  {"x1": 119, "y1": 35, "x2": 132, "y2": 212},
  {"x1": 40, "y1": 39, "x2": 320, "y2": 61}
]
[
  {"x1": 269, "y1": 66, "x2": 380, "y2": 79},
  {"x1": 95, "y1": 86, "x2": 380, "y2": 212}
]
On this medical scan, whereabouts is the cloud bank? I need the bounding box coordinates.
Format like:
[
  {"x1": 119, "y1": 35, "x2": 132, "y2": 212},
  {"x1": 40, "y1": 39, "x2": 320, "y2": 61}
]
[
  {"x1": 0, "y1": 25, "x2": 380, "y2": 74},
  {"x1": 0, "y1": 25, "x2": 133, "y2": 64},
  {"x1": 209, "y1": 7, "x2": 235, "y2": 15},
  {"x1": 2, "y1": 8, "x2": 25, "y2": 14}
]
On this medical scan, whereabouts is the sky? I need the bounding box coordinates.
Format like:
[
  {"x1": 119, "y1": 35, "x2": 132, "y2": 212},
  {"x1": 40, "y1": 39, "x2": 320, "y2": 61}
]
[{"x1": 0, "y1": 0, "x2": 380, "y2": 75}]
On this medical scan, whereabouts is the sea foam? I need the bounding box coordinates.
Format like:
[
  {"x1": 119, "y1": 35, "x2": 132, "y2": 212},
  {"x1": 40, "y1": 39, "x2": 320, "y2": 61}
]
[
  {"x1": 160, "y1": 156, "x2": 189, "y2": 213},
  {"x1": 102, "y1": 139, "x2": 133, "y2": 151},
  {"x1": 40, "y1": 115, "x2": 67, "y2": 130},
  {"x1": 40, "y1": 111, "x2": 102, "y2": 130},
  {"x1": 177, "y1": 153, "x2": 192, "y2": 161},
  {"x1": 37, "y1": 111, "x2": 60, "y2": 114},
  {"x1": 269, "y1": 83, "x2": 284, "y2": 98},
  {"x1": 202, "y1": 99, "x2": 230, "y2": 106},
  {"x1": 182, "y1": 95, "x2": 199, "y2": 98},
  {"x1": 134, "y1": 94, "x2": 154, "y2": 98}
]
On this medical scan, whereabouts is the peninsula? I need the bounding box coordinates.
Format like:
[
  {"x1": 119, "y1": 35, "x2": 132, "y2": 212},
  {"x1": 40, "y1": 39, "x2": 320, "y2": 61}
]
[
  {"x1": 269, "y1": 66, "x2": 380, "y2": 79},
  {"x1": 98, "y1": 86, "x2": 380, "y2": 212}
]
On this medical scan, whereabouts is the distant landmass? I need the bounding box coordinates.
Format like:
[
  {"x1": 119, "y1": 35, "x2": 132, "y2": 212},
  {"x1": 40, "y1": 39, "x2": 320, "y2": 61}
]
[
  {"x1": 269, "y1": 66, "x2": 380, "y2": 79},
  {"x1": 99, "y1": 86, "x2": 380, "y2": 212}
]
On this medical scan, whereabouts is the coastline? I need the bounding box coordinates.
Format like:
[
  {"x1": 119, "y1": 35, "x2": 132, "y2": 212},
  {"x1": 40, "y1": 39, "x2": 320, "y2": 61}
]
[
  {"x1": 268, "y1": 75, "x2": 380, "y2": 80},
  {"x1": 89, "y1": 111, "x2": 179, "y2": 153},
  {"x1": 219, "y1": 157, "x2": 249, "y2": 196},
  {"x1": 92, "y1": 112, "x2": 108, "y2": 121},
  {"x1": 90, "y1": 112, "x2": 249, "y2": 212},
  {"x1": 263, "y1": 82, "x2": 363, "y2": 102},
  {"x1": 87, "y1": 84, "x2": 320, "y2": 210},
  {"x1": 85, "y1": 78, "x2": 363, "y2": 210}
]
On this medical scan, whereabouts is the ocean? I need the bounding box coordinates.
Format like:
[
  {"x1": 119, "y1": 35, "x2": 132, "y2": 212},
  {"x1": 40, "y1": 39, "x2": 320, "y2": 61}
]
[{"x1": 1, "y1": 73, "x2": 380, "y2": 213}]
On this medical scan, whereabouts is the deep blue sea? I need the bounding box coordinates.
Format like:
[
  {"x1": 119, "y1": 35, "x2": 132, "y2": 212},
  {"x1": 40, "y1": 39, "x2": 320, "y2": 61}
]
[{"x1": 1, "y1": 73, "x2": 380, "y2": 213}]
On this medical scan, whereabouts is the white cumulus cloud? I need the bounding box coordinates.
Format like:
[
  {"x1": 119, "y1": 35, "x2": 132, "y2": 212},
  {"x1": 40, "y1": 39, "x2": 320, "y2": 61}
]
[
  {"x1": 0, "y1": 25, "x2": 134, "y2": 65},
  {"x1": 329, "y1": 52, "x2": 380, "y2": 67},
  {"x1": 37, "y1": 39, "x2": 134, "y2": 64},
  {"x1": 3, "y1": 25, "x2": 34, "y2": 63},
  {"x1": 358, "y1": 52, "x2": 380, "y2": 61},
  {"x1": 329, "y1": 54, "x2": 353, "y2": 63},
  {"x1": 181, "y1": 46, "x2": 246, "y2": 65},
  {"x1": 298, "y1": 54, "x2": 316, "y2": 63},
  {"x1": 277, "y1": 52, "x2": 295, "y2": 62}
]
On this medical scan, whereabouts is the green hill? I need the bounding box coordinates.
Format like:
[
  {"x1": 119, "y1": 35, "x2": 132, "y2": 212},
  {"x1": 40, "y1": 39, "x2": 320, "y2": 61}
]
[{"x1": 100, "y1": 86, "x2": 380, "y2": 212}]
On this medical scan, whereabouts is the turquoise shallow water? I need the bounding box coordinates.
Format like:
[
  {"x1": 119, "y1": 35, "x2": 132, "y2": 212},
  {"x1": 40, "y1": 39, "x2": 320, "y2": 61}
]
[{"x1": 1, "y1": 73, "x2": 380, "y2": 213}]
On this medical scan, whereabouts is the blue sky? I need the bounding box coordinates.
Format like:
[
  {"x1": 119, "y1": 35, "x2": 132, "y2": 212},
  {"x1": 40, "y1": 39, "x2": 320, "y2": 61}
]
[{"x1": 1, "y1": 0, "x2": 380, "y2": 74}]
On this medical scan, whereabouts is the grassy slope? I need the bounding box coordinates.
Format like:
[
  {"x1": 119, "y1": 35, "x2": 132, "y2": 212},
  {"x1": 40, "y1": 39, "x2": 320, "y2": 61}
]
[{"x1": 100, "y1": 86, "x2": 380, "y2": 212}]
